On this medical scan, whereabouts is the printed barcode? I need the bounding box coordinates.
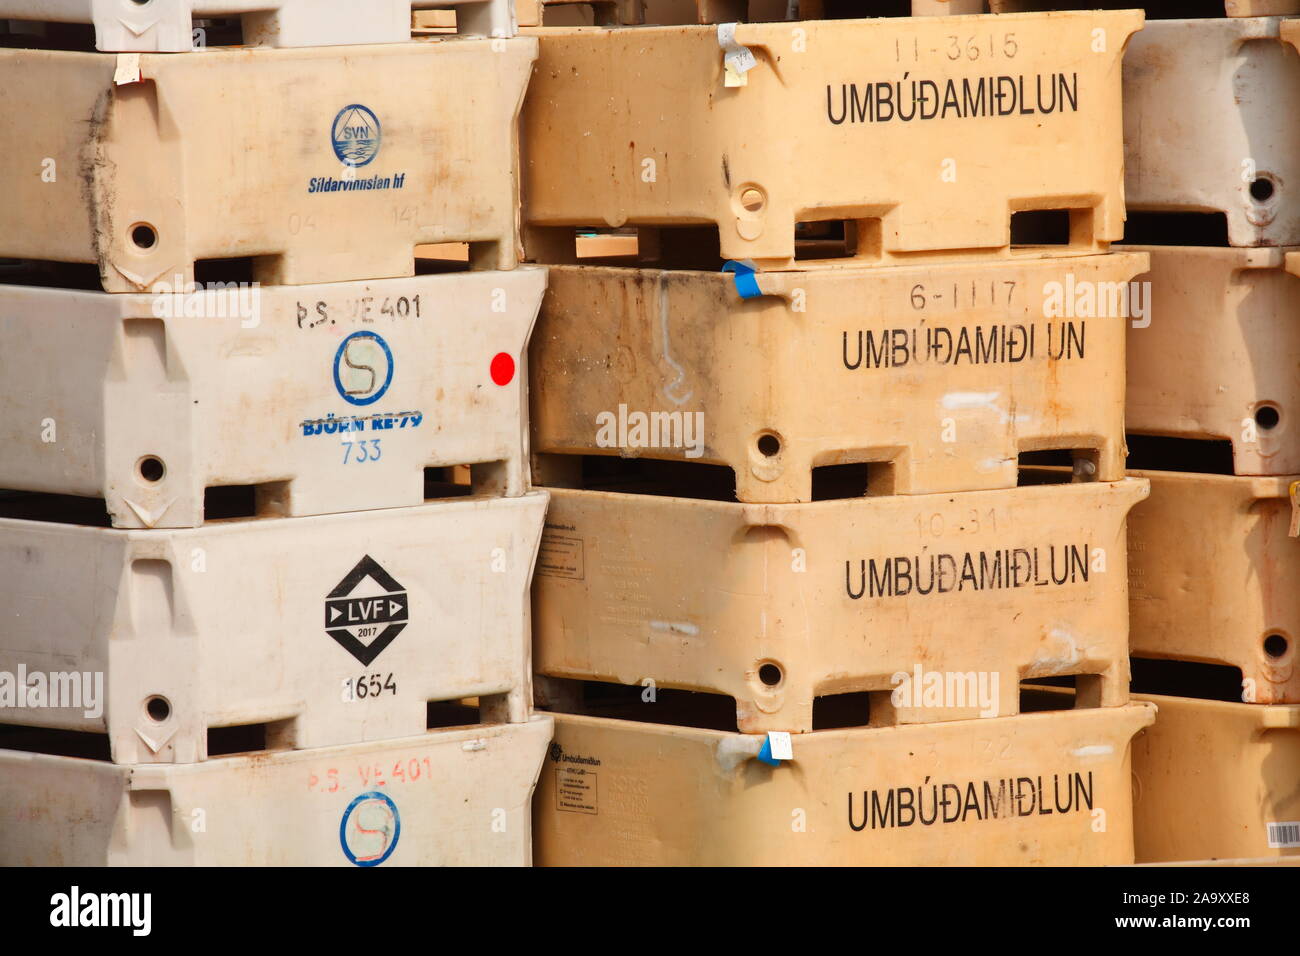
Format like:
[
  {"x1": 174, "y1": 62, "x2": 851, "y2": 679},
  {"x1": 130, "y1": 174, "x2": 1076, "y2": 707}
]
[{"x1": 1267, "y1": 821, "x2": 1300, "y2": 848}]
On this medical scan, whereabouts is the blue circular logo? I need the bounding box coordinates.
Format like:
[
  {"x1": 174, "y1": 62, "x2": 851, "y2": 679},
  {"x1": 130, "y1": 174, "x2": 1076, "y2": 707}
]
[
  {"x1": 331, "y1": 104, "x2": 381, "y2": 167},
  {"x1": 333, "y1": 331, "x2": 394, "y2": 406},
  {"x1": 340, "y1": 791, "x2": 401, "y2": 867}
]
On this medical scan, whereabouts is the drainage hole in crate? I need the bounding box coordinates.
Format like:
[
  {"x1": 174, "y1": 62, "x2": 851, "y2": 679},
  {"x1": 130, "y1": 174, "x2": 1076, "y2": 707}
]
[
  {"x1": 757, "y1": 662, "x2": 783, "y2": 687},
  {"x1": 145, "y1": 696, "x2": 171, "y2": 722},
  {"x1": 1265, "y1": 633, "x2": 1289, "y2": 659},
  {"x1": 1250, "y1": 177, "x2": 1276, "y2": 203},
  {"x1": 1255, "y1": 404, "x2": 1281, "y2": 430},
  {"x1": 130, "y1": 224, "x2": 158, "y2": 251},
  {"x1": 137, "y1": 456, "x2": 165, "y2": 483}
]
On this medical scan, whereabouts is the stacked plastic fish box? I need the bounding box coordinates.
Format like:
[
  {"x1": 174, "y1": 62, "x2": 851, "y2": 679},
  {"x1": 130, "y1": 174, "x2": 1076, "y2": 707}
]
[
  {"x1": 520, "y1": 6, "x2": 1158, "y2": 864},
  {"x1": 0, "y1": 0, "x2": 552, "y2": 866},
  {"x1": 1110, "y1": 7, "x2": 1300, "y2": 866}
]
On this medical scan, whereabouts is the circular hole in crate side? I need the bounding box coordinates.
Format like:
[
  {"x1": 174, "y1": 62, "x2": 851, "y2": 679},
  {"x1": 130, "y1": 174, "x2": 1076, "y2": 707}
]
[
  {"x1": 1264, "y1": 633, "x2": 1289, "y2": 659},
  {"x1": 137, "y1": 456, "x2": 166, "y2": 483},
  {"x1": 1254, "y1": 403, "x2": 1281, "y2": 430},
  {"x1": 1250, "y1": 177, "x2": 1276, "y2": 203},
  {"x1": 130, "y1": 223, "x2": 159, "y2": 250},
  {"x1": 756, "y1": 433, "x2": 782, "y2": 458},
  {"x1": 145, "y1": 696, "x2": 171, "y2": 723}
]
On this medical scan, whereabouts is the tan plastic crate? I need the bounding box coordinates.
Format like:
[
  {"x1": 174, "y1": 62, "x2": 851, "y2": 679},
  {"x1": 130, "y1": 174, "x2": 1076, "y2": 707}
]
[
  {"x1": 1132, "y1": 694, "x2": 1300, "y2": 863},
  {"x1": 1124, "y1": 247, "x2": 1298, "y2": 475},
  {"x1": 534, "y1": 479, "x2": 1146, "y2": 733},
  {"x1": 0, "y1": 491, "x2": 548, "y2": 763},
  {"x1": 521, "y1": 12, "x2": 1140, "y2": 270},
  {"x1": 0, "y1": 38, "x2": 536, "y2": 291},
  {"x1": 0, "y1": 0, "x2": 516, "y2": 48},
  {"x1": 534, "y1": 702, "x2": 1155, "y2": 865},
  {"x1": 532, "y1": 254, "x2": 1142, "y2": 502},
  {"x1": 0, "y1": 715, "x2": 552, "y2": 866},
  {"x1": 1127, "y1": 471, "x2": 1299, "y2": 703},
  {"x1": 1123, "y1": 18, "x2": 1300, "y2": 247},
  {"x1": 0, "y1": 269, "x2": 544, "y2": 528}
]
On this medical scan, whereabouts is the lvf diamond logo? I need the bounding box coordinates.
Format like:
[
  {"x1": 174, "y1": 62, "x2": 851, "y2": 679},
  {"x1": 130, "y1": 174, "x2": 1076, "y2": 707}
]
[{"x1": 325, "y1": 556, "x2": 408, "y2": 665}]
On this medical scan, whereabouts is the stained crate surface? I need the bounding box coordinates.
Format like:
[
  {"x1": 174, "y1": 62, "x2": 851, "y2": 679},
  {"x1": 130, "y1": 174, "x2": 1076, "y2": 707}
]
[
  {"x1": 1123, "y1": 247, "x2": 1298, "y2": 475},
  {"x1": 1123, "y1": 17, "x2": 1300, "y2": 247},
  {"x1": 534, "y1": 479, "x2": 1147, "y2": 733},
  {"x1": 0, "y1": 0, "x2": 517, "y2": 49},
  {"x1": 1131, "y1": 695, "x2": 1300, "y2": 863},
  {"x1": 1127, "y1": 471, "x2": 1299, "y2": 702},
  {"x1": 0, "y1": 716, "x2": 552, "y2": 866},
  {"x1": 532, "y1": 254, "x2": 1142, "y2": 502},
  {"x1": 0, "y1": 492, "x2": 548, "y2": 763},
  {"x1": 0, "y1": 269, "x2": 544, "y2": 528},
  {"x1": 533, "y1": 703, "x2": 1155, "y2": 866},
  {"x1": 522, "y1": 11, "x2": 1140, "y2": 269},
  {"x1": 0, "y1": 37, "x2": 537, "y2": 291}
]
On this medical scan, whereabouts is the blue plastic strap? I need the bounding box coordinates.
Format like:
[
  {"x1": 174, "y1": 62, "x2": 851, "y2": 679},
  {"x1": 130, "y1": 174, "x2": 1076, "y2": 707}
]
[{"x1": 722, "y1": 260, "x2": 762, "y2": 299}]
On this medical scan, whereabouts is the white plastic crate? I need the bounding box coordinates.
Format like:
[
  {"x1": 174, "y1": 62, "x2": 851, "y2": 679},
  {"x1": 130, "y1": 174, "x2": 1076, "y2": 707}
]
[
  {"x1": 0, "y1": 492, "x2": 548, "y2": 763},
  {"x1": 1, "y1": 0, "x2": 516, "y2": 48},
  {"x1": 0, "y1": 716, "x2": 552, "y2": 866},
  {"x1": 0, "y1": 37, "x2": 537, "y2": 290},
  {"x1": 0, "y1": 269, "x2": 544, "y2": 527},
  {"x1": 1124, "y1": 17, "x2": 1300, "y2": 247}
]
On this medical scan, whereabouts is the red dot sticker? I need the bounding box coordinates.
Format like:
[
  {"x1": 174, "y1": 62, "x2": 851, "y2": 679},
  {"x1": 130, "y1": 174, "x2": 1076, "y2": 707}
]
[{"x1": 490, "y1": 352, "x2": 515, "y2": 386}]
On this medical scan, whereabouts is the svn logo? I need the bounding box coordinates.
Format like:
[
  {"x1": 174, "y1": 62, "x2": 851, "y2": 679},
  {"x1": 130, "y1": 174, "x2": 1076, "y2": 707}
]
[
  {"x1": 334, "y1": 331, "x2": 394, "y2": 406},
  {"x1": 50, "y1": 887, "x2": 151, "y2": 936},
  {"x1": 332, "y1": 104, "x2": 381, "y2": 167},
  {"x1": 340, "y1": 791, "x2": 401, "y2": 866}
]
